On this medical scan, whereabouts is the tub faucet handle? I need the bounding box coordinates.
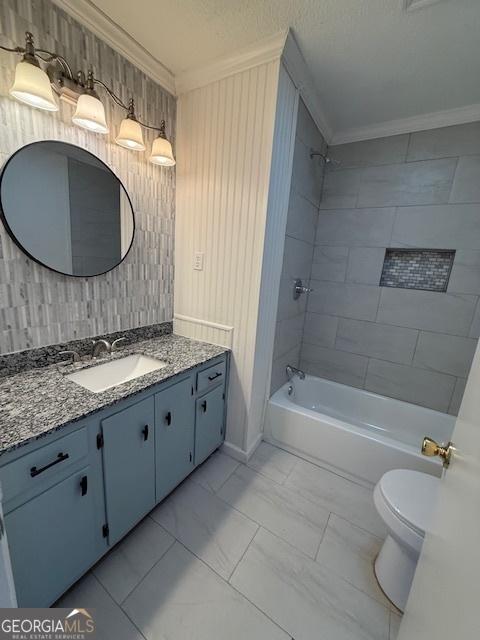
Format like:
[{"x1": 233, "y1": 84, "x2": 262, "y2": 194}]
[{"x1": 421, "y1": 437, "x2": 455, "y2": 468}]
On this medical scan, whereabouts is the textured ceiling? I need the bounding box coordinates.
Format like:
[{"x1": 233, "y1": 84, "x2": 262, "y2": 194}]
[{"x1": 90, "y1": 0, "x2": 480, "y2": 133}]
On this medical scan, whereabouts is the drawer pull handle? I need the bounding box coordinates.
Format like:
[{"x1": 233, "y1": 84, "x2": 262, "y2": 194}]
[
  {"x1": 30, "y1": 452, "x2": 70, "y2": 477},
  {"x1": 208, "y1": 372, "x2": 222, "y2": 381},
  {"x1": 201, "y1": 400, "x2": 207, "y2": 413},
  {"x1": 80, "y1": 475, "x2": 88, "y2": 496},
  {"x1": 142, "y1": 425, "x2": 149, "y2": 441},
  {"x1": 165, "y1": 411, "x2": 172, "y2": 426}
]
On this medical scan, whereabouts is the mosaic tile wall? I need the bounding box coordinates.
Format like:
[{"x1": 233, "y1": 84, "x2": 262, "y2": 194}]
[
  {"x1": 380, "y1": 249, "x2": 455, "y2": 292},
  {"x1": 0, "y1": 0, "x2": 176, "y2": 354}
]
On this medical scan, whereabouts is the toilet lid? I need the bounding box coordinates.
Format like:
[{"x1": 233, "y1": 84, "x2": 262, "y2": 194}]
[{"x1": 378, "y1": 469, "x2": 440, "y2": 536}]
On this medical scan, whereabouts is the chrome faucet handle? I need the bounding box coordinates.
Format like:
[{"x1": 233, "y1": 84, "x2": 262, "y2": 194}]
[
  {"x1": 293, "y1": 279, "x2": 313, "y2": 300},
  {"x1": 111, "y1": 337, "x2": 127, "y2": 352},
  {"x1": 58, "y1": 350, "x2": 81, "y2": 365}
]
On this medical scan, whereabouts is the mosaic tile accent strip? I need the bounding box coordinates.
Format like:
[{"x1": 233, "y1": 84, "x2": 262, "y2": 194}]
[
  {"x1": 0, "y1": 0, "x2": 176, "y2": 354},
  {"x1": 380, "y1": 249, "x2": 455, "y2": 292}
]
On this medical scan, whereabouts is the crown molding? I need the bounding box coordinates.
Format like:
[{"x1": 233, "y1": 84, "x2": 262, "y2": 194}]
[
  {"x1": 176, "y1": 30, "x2": 288, "y2": 95},
  {"x1": 281, "y1": 31, "x2": 333, "y2": 144},
  {"x1": 331, "y1": 102, "x2": 480, "y2": 145},
  {"x1": 51, "y1": 0, "x2": 176, "y2": 96}
]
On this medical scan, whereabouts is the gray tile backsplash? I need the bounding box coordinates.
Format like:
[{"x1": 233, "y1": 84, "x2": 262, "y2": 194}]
[
  {"x1": 283, "y1": 121, "x2": 480, "y2": 415},
  {"x1": 0, "y1": 0, "x2": 175, "y2": 354}
]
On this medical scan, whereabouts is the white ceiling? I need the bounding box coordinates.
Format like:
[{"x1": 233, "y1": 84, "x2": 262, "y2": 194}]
[{"x1": 88, "y1": 0, "x2": 480, "y2": 137}]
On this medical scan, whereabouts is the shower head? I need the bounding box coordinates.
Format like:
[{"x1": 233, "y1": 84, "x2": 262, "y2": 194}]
[{"x1": 310, "y1": 149, "x2": 340, "y2": 165}]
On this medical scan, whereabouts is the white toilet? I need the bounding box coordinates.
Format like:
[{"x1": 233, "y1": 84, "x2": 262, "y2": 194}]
[{"x1": 373, "y1": 469, "x2": 440, "y2": 612}]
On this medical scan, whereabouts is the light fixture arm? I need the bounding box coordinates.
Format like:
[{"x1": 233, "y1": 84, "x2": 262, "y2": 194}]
[{"x1": 93, "y1": 78, "x2": 167, "y2": 135}]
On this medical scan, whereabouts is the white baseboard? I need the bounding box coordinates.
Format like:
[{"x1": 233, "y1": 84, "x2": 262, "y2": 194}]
[{"x1": 221, "y1": 432, "x2": 263, "y2": 463}]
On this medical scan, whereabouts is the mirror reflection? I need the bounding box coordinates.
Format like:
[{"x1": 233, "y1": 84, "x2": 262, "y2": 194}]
[{"x1": 0, "y1": 141, "x2": 134, "y2": 277}]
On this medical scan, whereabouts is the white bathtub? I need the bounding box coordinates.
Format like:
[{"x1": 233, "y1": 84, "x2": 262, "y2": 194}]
[{"x1": 264, "y1": 375, "x2": 455, "y2": 485}]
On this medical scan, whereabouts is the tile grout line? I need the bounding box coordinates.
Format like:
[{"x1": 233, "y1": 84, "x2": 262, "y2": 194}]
[
  {"x1": 90, "y1": 572, "x2": 149, "y2": 640},
  {"x1": 174, "y1": 536, "x2": 294, "y2": 639},
  {"x1": 313, "y1": 511, "x2": 331, "y2": 561},
  {"x1": 227, "y1": 522, "x2": 260, "y2": 582}
]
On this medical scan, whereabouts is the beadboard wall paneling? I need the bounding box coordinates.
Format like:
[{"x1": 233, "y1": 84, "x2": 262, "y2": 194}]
[
  {"x1": 0, "y1": 0, "x2": 175, "y2": 354},
  {"x1": 174, "y1": 60, "x2": 282, "y2": 451},
  {"x1": 247, "y1": 65, "x2": 299, "y2": 451}
]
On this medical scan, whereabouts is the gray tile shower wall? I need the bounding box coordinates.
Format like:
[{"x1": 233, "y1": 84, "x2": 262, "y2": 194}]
[
  {"x1": 270, "y1": 100, "x2": 326, "y2": 392},
  {"x1": 300, "y1": 121, "x2": 480, "y2": 415},
  {"x1": 0, "y1": 0, "x2": 175, "y2": 354}
]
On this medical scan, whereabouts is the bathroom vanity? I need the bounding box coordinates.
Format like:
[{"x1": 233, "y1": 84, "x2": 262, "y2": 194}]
[{"x1": 0, "y1": 334, "x2": 229, "y2": 607}]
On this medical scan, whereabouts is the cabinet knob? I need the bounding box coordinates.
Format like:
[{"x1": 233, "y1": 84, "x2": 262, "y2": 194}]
[
  {"x1": 165, "y1": 411, "x2": 172, "y2": 426},
  {"x1": 201, "y1": 400, "x2": 207, "y2": 413},
  {"x1": 142, "y1": 424, "x2": 149, "y2": 441}
]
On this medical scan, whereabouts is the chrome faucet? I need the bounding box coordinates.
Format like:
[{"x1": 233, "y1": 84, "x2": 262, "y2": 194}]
[
  {"x1": 92, "y1": 336, "x2": 127, "y2": 357},
  {"x1": 286, "y1": 364, "x2": 305, "y2": 381},
  {"x1": 92, "y1": 339, "x2": 111, "y2": 358}
]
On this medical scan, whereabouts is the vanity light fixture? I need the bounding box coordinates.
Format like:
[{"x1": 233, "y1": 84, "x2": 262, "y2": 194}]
[
  {"x1": 149, "y1": 121, "x2": 176, "y2": 166},
  {"x1": 115, "y1": 98, "x2": 145, "y2": 151},
  {"x1": 7, "y1": 32, "x2": 58, "y2": 111},
  {"x1": 0, "y1": 32, "x2": 175, "y2": 166},
  {"x1": 72, "y1": 70, "x2": 109, "y2": 134}
]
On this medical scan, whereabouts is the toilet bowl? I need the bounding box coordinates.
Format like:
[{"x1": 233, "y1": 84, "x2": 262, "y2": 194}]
[{"x1": 373, "y1": 469, "x2": 440, "y2": 612}]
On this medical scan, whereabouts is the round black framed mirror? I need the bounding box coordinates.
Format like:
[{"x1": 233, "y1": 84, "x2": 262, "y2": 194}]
[{"x1": 0, "y1": 141, "x2": 135, "y2": 277}]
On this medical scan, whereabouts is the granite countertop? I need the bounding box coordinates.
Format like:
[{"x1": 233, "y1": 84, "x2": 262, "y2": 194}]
[{"x1": 0, "y1": 334, "x2": 228, "y2": 456}]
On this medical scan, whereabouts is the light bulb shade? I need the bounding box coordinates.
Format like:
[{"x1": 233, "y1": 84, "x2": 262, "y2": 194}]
[
  {"x1": 10, "y1": 60, "x2": 58, "y2": 111},
  {"x1": 115, "y1": 117, "x2": 145, "y2": 150},
  {"x1": 72, "y1": 93, "x2": 109, "y2": 134},
  {"x1": 149, "y1": 136, "x2": 175, "y2": 166}
]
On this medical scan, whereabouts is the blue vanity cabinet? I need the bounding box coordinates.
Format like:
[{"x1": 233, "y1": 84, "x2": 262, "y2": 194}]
[
  {"x1": 5, "y1": 466, "x2": 97, "y2": 607},
  {"x1": 195, "y1": 384, "x2": 226, "y2": 465},
  {"x1": 100, "y1": 396, "x2": 155, "y2": 546},
  {"x1": 155, "y1": 376, "x2": 195, "y2": 502}
]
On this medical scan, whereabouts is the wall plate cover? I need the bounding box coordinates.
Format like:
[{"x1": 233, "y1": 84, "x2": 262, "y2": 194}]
[{"x1": 193, "y1": 252, "x2": 204, "y2": 270}]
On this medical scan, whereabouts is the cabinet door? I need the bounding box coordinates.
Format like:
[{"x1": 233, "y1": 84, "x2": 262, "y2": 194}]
[
  {"x1": 101, "y1": 397, "x2": 155, "y2": 545},
  {"x1": 195, "y1": 385, "x2": 225, "y2": 465},
  {"x1": 6, "y1": 467, "x2": 96, "y2": 607},
  {"x1": 155, "y1": 377, "x2": 195, "y2": 502}
]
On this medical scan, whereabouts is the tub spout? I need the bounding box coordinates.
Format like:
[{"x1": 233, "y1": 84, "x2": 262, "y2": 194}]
[{"x1": 286, "y1": 365, "x2": 305, "y2": 381}]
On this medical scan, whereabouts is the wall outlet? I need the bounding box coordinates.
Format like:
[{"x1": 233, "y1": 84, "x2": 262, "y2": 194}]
[{"x1": 193, "y1": 252, "x2": 204, "y2": 271}]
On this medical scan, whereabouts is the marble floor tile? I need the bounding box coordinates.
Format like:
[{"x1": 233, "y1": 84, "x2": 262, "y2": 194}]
[
  {"x1": 390, "y1": 611, "x2": 402, "y2": 640},
  {"x1": 230, "y1": 527, "x2": 390, "y2": 640},
  {"x1": 123, "y1": 541, "x2": 289, "y2": 640},
  {"x1": 92, "y1": 516, "x2": 174, "y2": 604},
  {"x1": 150, "y1": 478, "x2": 258, "y2": 579},
  {"x1": 217, "y1": 463, "x2": 329, "y2": 557},
  {"x1": 189, "y1": 450, "x2": 239, "y2": 493},
  {"x1": 316, "y1": 514, "x2": 390, "y2": 607},
  {"x1": 284, "y1": 458, "x2": 386, "y2": 536},
  {"x1": 55, "y1": 573, "x2": 144, "y2": 640},
  {"x1": 246, "y1": 441, "x2": 297, "y2": 484}
]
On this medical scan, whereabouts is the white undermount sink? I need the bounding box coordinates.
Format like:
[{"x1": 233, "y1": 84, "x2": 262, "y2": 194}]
[{"x1": 66, "y1": 354, "x2": 168, "y2": 393}]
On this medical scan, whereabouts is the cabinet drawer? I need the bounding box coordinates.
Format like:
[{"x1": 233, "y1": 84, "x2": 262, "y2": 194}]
[
  {"x1": 0, "y1": 428, "x2": 88, "y2": 507},
  {"x1": 196, "y1": 359, "x2": 226, "y2": 394}
]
